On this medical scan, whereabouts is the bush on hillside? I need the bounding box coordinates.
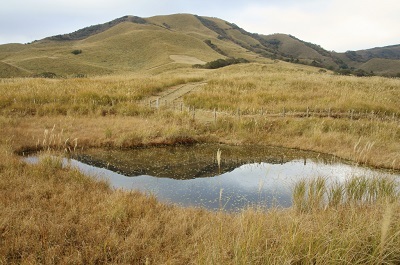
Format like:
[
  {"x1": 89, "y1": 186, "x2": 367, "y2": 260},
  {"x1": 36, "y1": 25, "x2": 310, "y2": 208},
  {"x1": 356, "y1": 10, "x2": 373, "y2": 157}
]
[
  {"x1": 162, "y1": 23, "x2": 171, "y2": 30},
  {"x1": 71, "y1": 49, "x2": 82, "y2": 55},
  {"x1": 203, "y1": 40, "x2": 227, "y2": 56},
  {"x1": 33, "y1": 72, "x2": 58, "y2": 78},
  {"x1": 334, "y1": 68, "x2": 375, "y2": 77},
  {"x1": 193, "y1": 58, "x2": 249, "y2": 69},
  {"x1": 74, "y1": 73, "x2": 87, "y2": 78}
]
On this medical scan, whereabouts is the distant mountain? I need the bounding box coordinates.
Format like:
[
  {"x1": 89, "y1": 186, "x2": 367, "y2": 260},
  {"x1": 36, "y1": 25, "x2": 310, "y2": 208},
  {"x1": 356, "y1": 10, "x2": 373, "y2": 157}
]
[
  {"x1": 333, "y1": 45, "x2": 400, "y2": 76},
  {"x1": 0, "y1": 14, "x2": 398, "y2": 78},
  {"x1": 344, "y1": 45, "x2": 400, "y2": 62}
]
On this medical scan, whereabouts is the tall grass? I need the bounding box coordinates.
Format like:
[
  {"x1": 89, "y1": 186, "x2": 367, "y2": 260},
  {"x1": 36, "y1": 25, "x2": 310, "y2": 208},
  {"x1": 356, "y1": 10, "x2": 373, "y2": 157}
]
[
  {"x1": 293, "y1": 177, "x2": 326, "y2": 213},
  {"x1": 293, "y1": 175, "x2": 399, "y2": 212},
  {"x1": 202, "y1": 115, "x2": 400, "y2": 169},
  {"x1": 1, "y1": 145, "x2": 400, "y2": 264},
  {"x1": 216, "y1": 148, "x2": 222, "y2": 173},
  {"x1": 184, "y1": 63, "x2": 400, "y2": 117},
  {"x1": 0, "y1": 74, "x2": 203, "y2": 117}
]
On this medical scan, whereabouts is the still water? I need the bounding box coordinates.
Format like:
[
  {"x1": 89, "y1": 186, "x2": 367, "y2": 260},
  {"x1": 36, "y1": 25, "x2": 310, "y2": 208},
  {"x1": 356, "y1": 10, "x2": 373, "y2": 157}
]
[{"x1": 26, "y1": 144, "x2": 399, "y2": 211}]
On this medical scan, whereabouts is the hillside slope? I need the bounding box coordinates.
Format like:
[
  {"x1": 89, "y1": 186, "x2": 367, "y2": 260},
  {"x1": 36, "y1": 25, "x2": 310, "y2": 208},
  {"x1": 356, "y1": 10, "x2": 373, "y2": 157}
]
[
  {"x1": 0, "y1": 18, "x2": 202, "y2": 76},
  {"x1": 334, "y1": 45, "x2": 400, "y2": 76},
  {"x1": 0, "y1": 14, "x2": 398, "y2": 78},
  {"x1": 0, "y1": 14, "x2": 264, "y2": 77}
]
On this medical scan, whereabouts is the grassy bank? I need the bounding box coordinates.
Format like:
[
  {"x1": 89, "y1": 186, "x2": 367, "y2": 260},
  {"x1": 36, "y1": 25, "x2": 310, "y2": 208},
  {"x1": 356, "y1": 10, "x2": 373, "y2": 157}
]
[{"x1": 2, "y1": 113, "x2": 399, "y2": 169}]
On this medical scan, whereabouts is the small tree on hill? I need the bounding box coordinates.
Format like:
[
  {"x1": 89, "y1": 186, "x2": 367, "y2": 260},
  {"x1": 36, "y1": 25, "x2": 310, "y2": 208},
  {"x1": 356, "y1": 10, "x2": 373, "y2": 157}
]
[{"x1": 71, "y1": 50, "x2": 82, "y2": 55}]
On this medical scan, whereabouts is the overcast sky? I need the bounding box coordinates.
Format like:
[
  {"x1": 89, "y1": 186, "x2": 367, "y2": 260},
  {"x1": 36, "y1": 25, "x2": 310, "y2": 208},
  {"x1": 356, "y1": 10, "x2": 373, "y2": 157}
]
[{"x1": 1, "y1": 0, "x2": 399, "y2": 52}]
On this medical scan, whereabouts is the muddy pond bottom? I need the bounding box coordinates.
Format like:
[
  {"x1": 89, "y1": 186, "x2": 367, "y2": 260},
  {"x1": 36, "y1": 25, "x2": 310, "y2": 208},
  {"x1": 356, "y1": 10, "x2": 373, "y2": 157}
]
[{"x1": 26, "y1": 144, "x2": 399, "y2": 211}]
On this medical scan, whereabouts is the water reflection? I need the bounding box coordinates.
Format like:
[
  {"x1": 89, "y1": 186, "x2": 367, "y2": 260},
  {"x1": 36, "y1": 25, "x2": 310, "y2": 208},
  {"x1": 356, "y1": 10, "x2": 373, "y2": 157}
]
[
  {"x1": 75, "y1": 145, "x2": 342, "y2": 180},
  {"x1": 25, "y1": 144, "x2": 399, "y2": 211}
]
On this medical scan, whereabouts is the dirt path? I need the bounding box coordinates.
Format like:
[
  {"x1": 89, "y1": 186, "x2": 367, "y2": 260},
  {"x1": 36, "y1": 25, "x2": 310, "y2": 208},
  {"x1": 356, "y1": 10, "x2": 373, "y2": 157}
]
[
  {"x1": 169, "y1": 55, "x2": 206, "y2": 65},
  {"x1": 146, "y1": 55, "x2": 205, "y2": 71},
  {"x1": 0, "y1": 61, "x2": 32, "y2": 74},
  {"x1": 142, "y1": 81, "x2": 224, "y2": 123},
  {"x1": 146, "y1": 81, "x2": 207, "y2": 107},
  {"x1": 143, "y1": 82, "x2": 400, "y2": 124}
]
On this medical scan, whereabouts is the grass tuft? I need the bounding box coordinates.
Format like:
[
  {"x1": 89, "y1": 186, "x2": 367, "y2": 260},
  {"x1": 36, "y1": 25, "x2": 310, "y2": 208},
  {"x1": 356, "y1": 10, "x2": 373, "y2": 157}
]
[{"x1": 293, "y1": 175, "x2": 399, "y2": 212}]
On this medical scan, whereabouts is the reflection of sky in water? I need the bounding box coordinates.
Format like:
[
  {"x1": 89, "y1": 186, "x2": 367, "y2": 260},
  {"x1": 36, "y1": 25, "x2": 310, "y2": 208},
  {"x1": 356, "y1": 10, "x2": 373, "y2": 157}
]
[{"x1": 25, "y1": 157, "x2": 399, "y2": 212}]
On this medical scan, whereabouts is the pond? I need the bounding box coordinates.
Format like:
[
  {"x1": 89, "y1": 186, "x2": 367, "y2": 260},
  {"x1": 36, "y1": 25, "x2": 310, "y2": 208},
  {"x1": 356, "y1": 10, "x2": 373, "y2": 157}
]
[{"x1": 25, "y1": 144, "x2": 399, "y2": 211}]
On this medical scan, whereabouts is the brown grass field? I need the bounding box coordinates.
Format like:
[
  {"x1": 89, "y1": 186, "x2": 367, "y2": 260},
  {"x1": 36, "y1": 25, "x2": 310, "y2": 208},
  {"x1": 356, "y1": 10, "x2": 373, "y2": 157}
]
[{"x1": 1, "y1": 61, "x2": 400, "y2": 264}]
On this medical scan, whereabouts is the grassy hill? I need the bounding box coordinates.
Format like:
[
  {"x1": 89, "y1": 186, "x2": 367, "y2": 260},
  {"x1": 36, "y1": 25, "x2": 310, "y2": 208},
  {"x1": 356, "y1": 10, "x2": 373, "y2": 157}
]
[
  {"x1": 358, "y1": 58, "x2": 400, "y2": 76},
  {"x1": 0, "y1": 14, "x2": 248, "y2": 77},
  {"x1": 334, "y1": 45, "x2": 400, "y2": 76},
  {"x1": 0, "y1": 14, "x2": 399, "y2": 78},
  {"x1": 348, "y1": 45, "x2": 400, "y2": 61},
  {"x1": 260, "y1": 34, "x2": 336, "y2": 66}
]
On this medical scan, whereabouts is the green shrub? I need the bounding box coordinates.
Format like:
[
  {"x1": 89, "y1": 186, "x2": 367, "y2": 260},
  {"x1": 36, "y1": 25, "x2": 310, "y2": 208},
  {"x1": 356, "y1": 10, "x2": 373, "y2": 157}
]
[
  {"x1": 71, "y1": 49, "x2": 82, "y2": 55},
  {"x1": 33, "y1": 72, "x2": 58, "y2": 78},
  {"x1": 193, "y1": 58, "x2": 249, "y2": 69}
]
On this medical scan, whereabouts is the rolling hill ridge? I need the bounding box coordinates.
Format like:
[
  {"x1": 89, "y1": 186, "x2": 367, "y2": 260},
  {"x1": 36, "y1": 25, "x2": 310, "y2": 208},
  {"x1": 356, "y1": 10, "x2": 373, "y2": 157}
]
[{"x1": 0, "y1": 14, "x2": 399, "y2": 78}]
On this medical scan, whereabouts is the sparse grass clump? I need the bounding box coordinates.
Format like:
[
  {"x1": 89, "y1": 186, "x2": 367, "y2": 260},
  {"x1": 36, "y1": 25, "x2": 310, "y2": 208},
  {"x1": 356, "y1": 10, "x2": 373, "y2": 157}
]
[
  {"x1": 293, "y1": 177, "x2": 326, "y2": 212},
  {"x1": 293, "y1": 175, "x2": 399, "y2": 212}
]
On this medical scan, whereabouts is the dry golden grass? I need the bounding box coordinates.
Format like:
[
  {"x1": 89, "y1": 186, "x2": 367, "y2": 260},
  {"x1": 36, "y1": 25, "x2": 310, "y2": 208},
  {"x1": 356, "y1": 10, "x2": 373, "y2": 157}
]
[
  {"x1": 1, "y1": 61, "x2": 400, "y2": 263},
  {"x1": 185, "y1": 63, "x2": 400, "y2": 116},
  {"x1": 207, "y1": 116, "x2": 400, "y2": 169},
  {"x1": 0, "y1": 14, "x2": 229, "y2": 77},
  {"x1": 1, "y1": 63, "x2": 399, "y2": 169},
  {"x1": 0, "y1": 74, "x2": 203, "y2": 116},
  {"x1": 3, "y1": 112, "x2": 398, "y2": 169},
  {"x1": 2, "y1": 115, "x2": 201, "y2": 155},
  {"x1": 0, "y1": 145, "x2": 399, "y2": 264}
]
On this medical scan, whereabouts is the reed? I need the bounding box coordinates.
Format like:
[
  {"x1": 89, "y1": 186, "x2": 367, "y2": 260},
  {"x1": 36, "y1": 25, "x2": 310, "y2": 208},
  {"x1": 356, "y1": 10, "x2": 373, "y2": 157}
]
[
  {"x1": 376, "y1": 203, "x2": 395, "y2": 261},
  {"x1": 216, "y1": 148, "x2": 222, "y2": 173},
  {"x1": 292, "y1": 177, "x2": 326, "y2": 213},
  {"x1": 293, "y1": 175, "x2": 399, "y2": 212},
  {"x1": 345, "y1": 176, "x2": 399, "y2": 205},
  {"x1": 292, "y1": 179, "x2": 307, "y2": 212},
  {"x1": 37, "y1": 153, "x2": 63, "y2": 171},
  {"x1": 327, "y1": 182, "x2": 343, "y2": 208}
]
